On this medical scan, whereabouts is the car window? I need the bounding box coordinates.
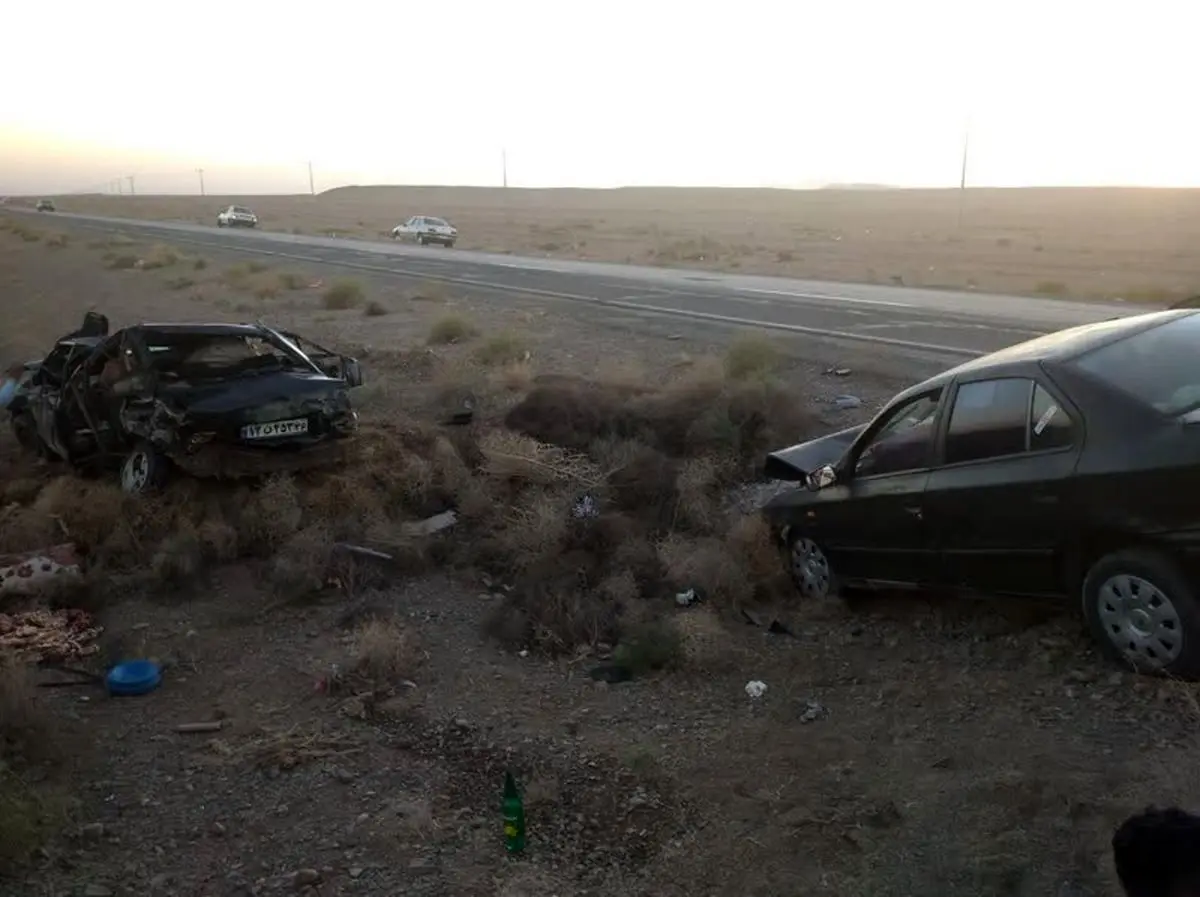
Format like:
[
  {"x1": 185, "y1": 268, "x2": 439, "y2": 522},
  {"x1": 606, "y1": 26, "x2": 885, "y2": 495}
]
[
  {"x1": 1029, "y1": 383, "x2": 1075, "y2": 451},
  {"x1": 853, "y1": 389, "x2": 943, "y2": 478},
  {"x1": 1073, "y1": 313, "x2": 1200, "y2": 416},
  {"x1": 426, "y1": 217, "x2": 448, "y2": 227},
  {"x1": 944, "y1": 378, "x2": 1033, "y2": 465}
]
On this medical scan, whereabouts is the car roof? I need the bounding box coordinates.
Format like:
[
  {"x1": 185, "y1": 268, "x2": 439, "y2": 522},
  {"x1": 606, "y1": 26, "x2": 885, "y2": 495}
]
[
  {"x1": 893, "y1": 309, "x2": 1195, "y2": 401},
  {"x1": 132, "y1": 322, "x2": 267, "y2": 337}
]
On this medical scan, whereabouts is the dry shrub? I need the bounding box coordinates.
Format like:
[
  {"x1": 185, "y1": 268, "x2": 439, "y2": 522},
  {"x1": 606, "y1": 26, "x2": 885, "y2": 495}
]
[
  {"x1": 323, "y1": 279, "x2": 365, "y2": 309},
  {"x1": 363, "y1": 299, "x2": 388, "y2": 317},
  {"x1": 428, "y1": 314, "x2": 477, "y2": 345},
  {"x1": 493, "y1": 490, "x2": 571, "y2": 571},
  {"x1": 150, "y1": 524, "x2": 203, "y2": 585},
  {"x1": 141, "y1": 244, "x2": 180, "y2": 269},
  {"x1": 613, "y1": 618, "x2": 685, "y2": 674},
  {"x1": 674, "y1": 605, "x2": 749, "y2": 671},
  {"x1": 353, "y1": 619, "x2": 424, "y2": 682},
  {"x1": 479, "y1": 430, "x2": 602, "y2": 488},
  {"x1": 44, "y1": 233, "x2": 68, "y2": 249},
  {"x1": 277, "y1": 271, "x2": 305, "y2": 290},
  {"x1": 193, "y1": 257, "x2": 208, "y2": 270},
  {"x1": 674, "y1": 455, "x2": 732, "y2": 531},
  {"x1": 235, "y1": 474, "x2": 303, "y2": 553},
  {"x1": 106, "y1": 253, "x2": 138, "y2": 270},
  {"x1": 483, "y1": 578, "x2": 619, "y2": 655},
  {"x1": 266, "y1": 524, "x2": 333, "y2": 596},
  {"x1": 657, "y1": 532, "x2": 755, "y2": 608},
  {"x1": 253, "y1": 283, "x2": 279, "y2": 300},
  {"x1": 491, "y1": 361, "x2": 534, "y2": 393},
  {"x1": 724, "y1": 333, "x2": 781, "y2": 380},
  {"x1": 474, "y1": 332, "x2": 528, "y2": 366}
]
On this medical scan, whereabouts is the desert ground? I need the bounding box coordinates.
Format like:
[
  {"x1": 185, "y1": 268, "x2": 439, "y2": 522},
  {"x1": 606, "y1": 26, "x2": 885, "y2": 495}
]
[
  {"x1": 1, "y1": 213, "x2": 1199, "y2": 897},
  {"x1": 38, "y1": 185, "x2": 1200, "y2": 303}
]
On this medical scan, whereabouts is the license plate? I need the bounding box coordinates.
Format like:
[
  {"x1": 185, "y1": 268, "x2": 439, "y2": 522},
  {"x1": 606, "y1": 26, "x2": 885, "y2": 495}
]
[{"x1": 241, "y1": 418, "x2": 309, "y2": 440}]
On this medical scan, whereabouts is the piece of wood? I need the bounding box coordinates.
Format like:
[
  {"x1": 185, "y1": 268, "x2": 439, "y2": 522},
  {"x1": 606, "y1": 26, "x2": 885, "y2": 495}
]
[{"x1": 176, "y1": 721, "x2": 224, "y2": 734}]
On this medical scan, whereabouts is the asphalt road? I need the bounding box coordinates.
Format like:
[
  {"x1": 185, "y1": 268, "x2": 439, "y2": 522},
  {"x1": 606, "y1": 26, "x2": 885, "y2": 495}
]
[{"x1": 19, "y1": 209, "x2": 1144, "y2": 363}]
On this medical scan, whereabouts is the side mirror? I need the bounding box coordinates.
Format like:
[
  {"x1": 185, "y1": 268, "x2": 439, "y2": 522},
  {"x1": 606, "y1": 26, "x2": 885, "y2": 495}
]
[
  {"x1": 805, "y1": 464, "x2": 838, "y2": 491},
  {"x1": 341, "y1": 357, "x2": 364, "y2": 388}
]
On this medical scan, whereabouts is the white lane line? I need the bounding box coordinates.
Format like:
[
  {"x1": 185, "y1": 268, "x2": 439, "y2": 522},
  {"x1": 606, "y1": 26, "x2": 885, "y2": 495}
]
[{"x1": 744, "y1": 288, "x2": 915, "y2": 309}]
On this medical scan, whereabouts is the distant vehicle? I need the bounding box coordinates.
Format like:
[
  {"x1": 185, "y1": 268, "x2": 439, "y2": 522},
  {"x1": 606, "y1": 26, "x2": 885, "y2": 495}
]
[
  {"x1": 9, "y1": 312, "x2": 365, "y2": 494},
  {"x1": 760, "y1": 309, "x2": 1200, "y2": 679},
  {"x1": 391, "y1": 215, "x2": 457, "y2": 247},
  {"x1": 35, "y1": 199, "x2": 55, "y2": 212},
  {"x1": 216, "y1": 205, "x2": 258, "y2": 228}
]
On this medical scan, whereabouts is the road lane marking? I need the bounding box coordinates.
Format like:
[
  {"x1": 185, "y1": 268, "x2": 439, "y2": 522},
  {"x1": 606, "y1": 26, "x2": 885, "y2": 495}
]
[{"x1": 744, "y1": 288, "x2": 915, "y2": 308}]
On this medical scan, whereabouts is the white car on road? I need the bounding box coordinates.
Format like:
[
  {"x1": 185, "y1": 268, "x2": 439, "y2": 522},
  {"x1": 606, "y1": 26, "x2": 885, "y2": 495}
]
[
  {"x1": 217, "y1": 205, "x2": 258, "y2": 228},
  {"x1": 390, "y1": 216, "x2": 457, "y2": 247}
]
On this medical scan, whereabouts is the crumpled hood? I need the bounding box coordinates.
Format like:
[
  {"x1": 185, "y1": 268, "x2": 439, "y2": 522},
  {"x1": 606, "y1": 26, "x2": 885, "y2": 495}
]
[
  {"x1": 762, "y1": 424, "x2": 866, "y2": 481},
  {"x1": 160, "y1": 371, "x2": 350, "y2": 425}
]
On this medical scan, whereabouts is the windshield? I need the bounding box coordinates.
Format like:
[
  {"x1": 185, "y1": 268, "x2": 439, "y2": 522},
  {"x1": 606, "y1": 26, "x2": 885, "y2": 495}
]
[
  {"x1": 142, "y1": 332, "x2": 304, "y2": 380},
  {"x1": 1072, "y1": 314, "x2": 1200, "y2": 415},
  {"x1": 231, "y1": 206, "x2": 253, "y2": 215}
]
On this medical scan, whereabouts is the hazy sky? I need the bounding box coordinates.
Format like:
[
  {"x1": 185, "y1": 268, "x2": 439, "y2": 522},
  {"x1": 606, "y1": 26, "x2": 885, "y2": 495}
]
[{"x1": 3, "y1": 0, "x2": 1196, "y2": 194}]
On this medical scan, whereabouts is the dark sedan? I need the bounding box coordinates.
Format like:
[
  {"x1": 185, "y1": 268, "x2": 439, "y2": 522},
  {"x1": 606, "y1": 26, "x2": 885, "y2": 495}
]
[{"x1": 762, "y1": 309, "x2": 1200, "y2": 678}]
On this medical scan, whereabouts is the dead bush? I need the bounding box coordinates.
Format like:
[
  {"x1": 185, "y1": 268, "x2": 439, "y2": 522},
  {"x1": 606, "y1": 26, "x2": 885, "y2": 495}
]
[
  {"x1": 407, "y1": 280, "x2": 449, "y2": 302},
  {"x1": 106, "y1": 253, "x2": 139, "y2": 270},
  {"x1": 277, "y1": 271, "x2": 305, "y2": 290},
  {"x1": 44, "y1": 233, "x2": 69, "y2": 249},
  {"x1": 363, "y1": 299, "x2": 388, "y2": 317},
  {"x1": 235, "y1": 475, "x2": 303, "y2": 553},
  {"x1": 150, "y1": 525, "x2": 203, "y2": 586},
  {"x1": 353, "y1": 619, "x2": 424, "y2": 682},
  {"x1": 492, "y1": 490, "x2": 572, "y2": 572},
  {"x1": 483, "y1": 578, "x2": 619, "y2": 655},
  {"x1": 657, "y1": 532, "x2": 756, "y2": 608},
  {"x1": 474, "y1": 332, "x2": 528, "y2": 366},
  {"x1": 427, "y1": 314, "x2": 477, "y2": 345},
  {"x1": 613, "y1": 618, "x2": 684, "y2": 675},
  {"x1": 322, "y1": 279, "x2": 365, "y2": 309},
  {"x1": 141, "y1": 244, "x2": 181, "y2": 270},
  {"x1": 266, "y1": 524, "x2": 333, "y2": 596},
  {"x1": 724, "y1": 333, "x2": 782, "y2": 380},
  {"x1": 479, "y1": 430, "x2": 602, "y2": 488}
]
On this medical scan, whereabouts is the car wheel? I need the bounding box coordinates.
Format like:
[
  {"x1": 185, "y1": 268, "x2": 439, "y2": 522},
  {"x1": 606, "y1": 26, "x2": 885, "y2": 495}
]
[
  {"x1": 120, "y1": 443, "x2": 170, "y2": 495},
  {"x1": 786, "y1": 532, "x2": 834, "y2": 600},
  {"x1": 416, "y1": 233, "x2": 426, "y2": 246},
  {"x1": 1082, "y1": 548, "x2": 1200, "y2": 678}
]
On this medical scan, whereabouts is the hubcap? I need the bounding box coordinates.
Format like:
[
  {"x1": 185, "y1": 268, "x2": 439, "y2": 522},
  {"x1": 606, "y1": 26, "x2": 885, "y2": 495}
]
[
  {"x1": 790, "y1": 538, "x2": 831, "y2": 600},
  {"x1": 1097, "y1": 573, "x2": 1183, "y2": 669},
  {"x1": 121, "y1": 451, "x2": 150, "y2": 493}
]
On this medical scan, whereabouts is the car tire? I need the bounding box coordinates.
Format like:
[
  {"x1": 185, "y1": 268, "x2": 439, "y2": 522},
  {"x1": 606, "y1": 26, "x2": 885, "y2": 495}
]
[
  {"x1": 217, "y1": 220, "x2": 226, "y2": 228},
  {"x1": 119, "y1": 442, "x2": 170, "y2": 495},
  {"x1": 784, "y1": 531, "x2": 836, "y2": 601},
  {"x1": 1082, "y1": 548, "x2": 1200, "y2": 679}
]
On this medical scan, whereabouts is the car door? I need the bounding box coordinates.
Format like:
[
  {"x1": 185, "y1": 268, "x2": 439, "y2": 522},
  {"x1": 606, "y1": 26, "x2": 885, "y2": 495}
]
[
  {"x1": 813, "y1": 387, "x2": 946, "y2": 586},
  {"x1": 923, "y1": 374, "x2": 1082, "y2": 597}
]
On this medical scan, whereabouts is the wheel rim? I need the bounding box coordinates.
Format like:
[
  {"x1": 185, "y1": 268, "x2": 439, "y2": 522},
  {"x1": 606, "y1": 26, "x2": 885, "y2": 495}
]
[
  {"x1": 1096, "y1": 573, "x2": 1183, "y2": 669},
  {"x1": 121, "y1": 451, "x2": 150, "y2": 493},
  {"x1": 790, "y1": 538, "x2": 831, "y2": 599}
]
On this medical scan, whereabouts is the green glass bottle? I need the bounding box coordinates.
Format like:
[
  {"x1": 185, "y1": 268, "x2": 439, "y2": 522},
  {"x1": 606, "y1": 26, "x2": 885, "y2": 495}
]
[{"x1": 502, "y1": 771, "x2": 526, "y2": 854}]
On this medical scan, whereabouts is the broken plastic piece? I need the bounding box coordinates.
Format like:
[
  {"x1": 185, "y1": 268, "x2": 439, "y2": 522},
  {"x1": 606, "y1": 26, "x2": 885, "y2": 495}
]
[{"x1": 745, "y1": 680, "x2": 768, "y2": 699}]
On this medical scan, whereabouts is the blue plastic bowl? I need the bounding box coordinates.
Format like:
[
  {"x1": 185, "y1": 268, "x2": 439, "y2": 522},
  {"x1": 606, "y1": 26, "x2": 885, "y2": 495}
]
[{"x1": 105, "y1": 660, "x2": 163, "y2": 697}]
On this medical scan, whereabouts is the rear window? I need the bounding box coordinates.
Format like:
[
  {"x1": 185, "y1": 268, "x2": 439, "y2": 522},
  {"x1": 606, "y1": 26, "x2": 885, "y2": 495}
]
[
  {"x1": 232, "y1": 206, "x2": 253, "y2": 214},
  {"x1": 425, "y1": 217, "x2": 449, "y2": 227},
  {"x1": 1072, "y1": 314, "x2": 1200, "y2": 415}
]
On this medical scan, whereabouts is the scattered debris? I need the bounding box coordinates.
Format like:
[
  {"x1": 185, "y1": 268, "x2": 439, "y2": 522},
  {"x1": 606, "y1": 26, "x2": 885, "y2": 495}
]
[
  {"x1": 177, "y1": 721, "x2": 225, "y2": 734},
  {"x1": 589, "y1": 663, "x2": 633, "y2": 684},
  {"x1": 745, "y1": 680, "x2": 768, "y2": 699},
  {"x1": 675, "y1": 588, "x2": 700, "y2": 607},
  {"x1": 823, "y1": 366, "x2": 852, "y2": 377},
  {"x1": 799, "y1": 699, "x2": 827, "y2": 723},
  {"x1": 0, "y1": 542, "x2": 83, "y2": 598},
  {"x1": 831, "y1": 394, "x2": 863, "y2": 411},
  {"x1": 740, "y1": 607, "x2": 796, "y2": 637},
  {"x1": 571, "y1": 493, "x2": 600, "y2": 519},
  {"x1": 0, "y1": 607, "x2": 102, "y2": 662},
  {"x1": 399, "y1": 510, "x2": 459, "y2": 537}
]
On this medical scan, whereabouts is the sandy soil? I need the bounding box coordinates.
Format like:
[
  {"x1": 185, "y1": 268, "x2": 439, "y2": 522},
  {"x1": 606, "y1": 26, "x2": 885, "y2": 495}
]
[
  {"x1": 36, "y1": 185, "x2": 1200, "y2": 303},
  {"x1": 1, "y1": 218, "x2": 1197, "y2": 897}
]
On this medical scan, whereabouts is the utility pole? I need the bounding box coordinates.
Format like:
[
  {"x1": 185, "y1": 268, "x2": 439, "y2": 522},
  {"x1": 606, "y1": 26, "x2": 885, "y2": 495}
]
[
  {"x1": 502, "y1": 149, "x2": 508, "y2": 188},
  {"x1": 116, "y1": 178, "x2": 123, "y2": 196},
  {"x1": 308, "y1": 161, "x2": 315, "y2": 196},
  {"x1": 196, "y1": 168, "x2": 206, "y2": 196},
  {"x1": 127, "y1": 175, "x2": 136, "y2": 196}
]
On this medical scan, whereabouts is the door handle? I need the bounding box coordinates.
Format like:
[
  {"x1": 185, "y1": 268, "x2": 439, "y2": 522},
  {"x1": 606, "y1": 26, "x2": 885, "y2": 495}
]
[{"x1": 904, "y1": 506, "x2": 923, "y2": 520}]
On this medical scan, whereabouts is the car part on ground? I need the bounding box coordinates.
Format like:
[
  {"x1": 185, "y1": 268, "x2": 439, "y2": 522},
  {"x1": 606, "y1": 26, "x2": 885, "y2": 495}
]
[
  {"x1": 9, "y1": 313, "x2": 365, "y2": 494},
  {"x1": 760, "y1": 308, "x2": 1200, "y2": 679},
  {"x1": 216, "y1": 205, "x2": 258, "y2": 228},
  {"x1": 390, "y1": 215, "x2": 457, "y2": 247}
]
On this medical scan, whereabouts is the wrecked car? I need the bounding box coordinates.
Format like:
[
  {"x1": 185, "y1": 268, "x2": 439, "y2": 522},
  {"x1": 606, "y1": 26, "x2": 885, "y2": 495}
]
[
  {"x1": 9, "y1": 312, "x2": 365, "y2": 493},
  {"x1": 761, "y1": 309, "x2": 1200, "y2": 679}
]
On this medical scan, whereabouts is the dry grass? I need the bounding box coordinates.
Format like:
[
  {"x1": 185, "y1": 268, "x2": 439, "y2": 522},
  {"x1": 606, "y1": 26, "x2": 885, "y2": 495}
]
[
  {"x1": 322, "y1": 279, "x2": 365, "y2": 309},
  {"x1": 353, "y1": 619, "x2": 425, "y2": 683},
  {"x1": 44, "y1": 233, "x2": 69, "y2": 249},
  {"x1": 48, "y1": 186, "x2": 1200, "y2": 299},
  {"x1": 724, "y1": 333, "x2": 781, "y2": 381},
  {"x1": 474, "y1": 332, "x2": 529, "y2": 366},
  {"x1": 427, "y1": 314, "x2": 477, "y2": 345}
]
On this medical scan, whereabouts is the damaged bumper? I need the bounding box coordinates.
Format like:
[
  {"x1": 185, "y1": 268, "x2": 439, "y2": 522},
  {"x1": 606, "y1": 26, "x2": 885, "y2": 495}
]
[{"x1": 170, "y1": 436, "x2": 355, "y2": 479}]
